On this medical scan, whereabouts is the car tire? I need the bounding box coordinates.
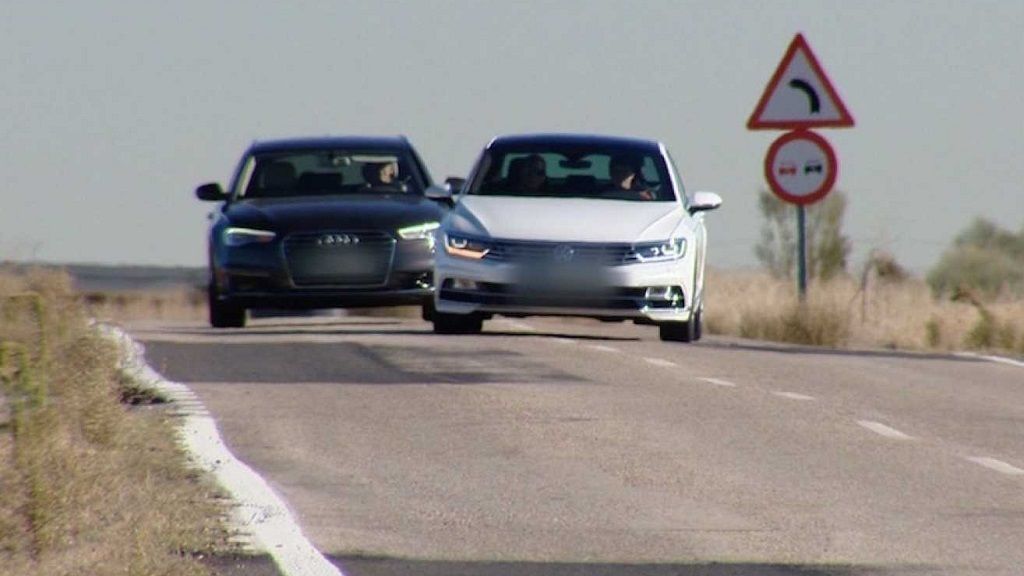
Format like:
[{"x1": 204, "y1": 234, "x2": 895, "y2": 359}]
[
  {"x1": 421, "y1": 299, "x2": 436, "y2": 322},
  {"x1": 432, "y1": 311, "x2": 483, "y2": 334},
  {"x1": 659, "y1": 316, "x2": 696, "y2": 343},
  {"x1": 209, "y1": 286, "x2": 246, "y2": 328}
]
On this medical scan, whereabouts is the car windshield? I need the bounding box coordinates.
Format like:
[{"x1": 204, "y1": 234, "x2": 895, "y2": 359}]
[
  {"x1": 234, "y1": 149, "x2": 424, "y2": 199},
  {"x1": 466, "y1": 144, "x2": 676, "y2": 202}
]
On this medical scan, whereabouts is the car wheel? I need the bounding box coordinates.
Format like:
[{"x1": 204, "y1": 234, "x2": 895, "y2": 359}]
[
  {"x1": 208, "y1": 285, "x2": 246, "y2": 328},
  {"x1": 432, "y1": 311, "x2": 483, "y2": 334},
  {"x1": 659, "y1": 318, "x2": 695, "y2": 342},
  {"x1": 692, "y1": 307, "x2": 703, "y2": 341},
  {"x1": 421, "y1": 299, "x2": 436, "y2": 322}
]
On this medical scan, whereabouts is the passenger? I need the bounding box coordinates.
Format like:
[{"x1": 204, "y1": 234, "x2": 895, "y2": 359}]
[
  {"x1": 257, "y1": 161, "x2": 297, "y2": 197},
  {"x1": 508, "y1": 154, "x2": 547, "y2": 195},
  {"x1": 606, "y1": 155, "x2": 654, "y2": 200}
]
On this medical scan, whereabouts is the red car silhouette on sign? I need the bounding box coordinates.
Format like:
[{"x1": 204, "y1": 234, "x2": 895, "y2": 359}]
[{"x1": 778, "y1": 162, "x2": 797, "y2": 176}]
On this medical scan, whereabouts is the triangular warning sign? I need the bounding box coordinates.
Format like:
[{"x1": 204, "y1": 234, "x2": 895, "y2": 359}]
[{"x1": 748, "y1": 33, "x2": 855, "y2": 130}]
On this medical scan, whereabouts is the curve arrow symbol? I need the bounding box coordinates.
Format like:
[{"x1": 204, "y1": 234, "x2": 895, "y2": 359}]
[{"x1": 788, "y1": 78, "x2": 820, "y2": 114}]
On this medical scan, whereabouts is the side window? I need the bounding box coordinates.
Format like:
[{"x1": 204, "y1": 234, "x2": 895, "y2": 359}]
[{"x1": 639, "y1": 157, "x2": 662, "y2": 186}]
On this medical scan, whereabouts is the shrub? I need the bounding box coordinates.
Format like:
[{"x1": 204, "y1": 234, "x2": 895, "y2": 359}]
[{"x1": 928, "y1": 219, "x2": 1024, "y2": 298}]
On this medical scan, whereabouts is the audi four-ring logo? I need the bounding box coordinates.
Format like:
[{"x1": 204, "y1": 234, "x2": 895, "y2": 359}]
[{"x1": 316, "y1": 233, "x2": 359, "y2": 246}]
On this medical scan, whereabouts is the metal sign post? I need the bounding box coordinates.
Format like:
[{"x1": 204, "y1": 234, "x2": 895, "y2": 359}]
[
  {"x1": 748, "y1": 33, "x2": 854, "y2": 298},
  {"x1": 797, "y1": 205, "x2": 807, "y2": 298}
]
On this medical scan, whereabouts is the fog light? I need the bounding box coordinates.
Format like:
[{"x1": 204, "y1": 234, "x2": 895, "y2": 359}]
[
  {"x1": 450, "y1": 278, "x2": 479, "y2": 290},
  {"x1": 645, "y1": 286, "x2": 683, "y2": 305},
  {"x1": 415, "y1": 273, "x2": 434, "y2": 290}
]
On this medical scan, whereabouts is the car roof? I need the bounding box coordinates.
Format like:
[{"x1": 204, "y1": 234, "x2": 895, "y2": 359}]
[
  {"x1": 487, "y1": 133, "x2": 663, "y2": 153},
  {"x1": 247, "y1": 136, "x2": 412, "y2": 154}
]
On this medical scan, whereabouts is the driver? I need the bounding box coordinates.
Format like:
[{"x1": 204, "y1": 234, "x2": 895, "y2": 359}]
[
  {"x1": 363, "y1": 161, "x2": 401, "y2": 190},
  {"x1": 606, "y1": 155, "x2": 654, "y2": 200}
]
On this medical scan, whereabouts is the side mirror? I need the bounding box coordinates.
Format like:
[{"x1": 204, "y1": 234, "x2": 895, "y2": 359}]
[
  {"x1": 689, "y1": 191, "x2": 723, "y2": 214},
  {"x1": 196, "y1": 182, "x2": 227, "y2": 201},
  {"x1": 425, "y1": 184, "x2": 453, "y2": 202},
  {"x1": 444, "y1": 177, "x2": 466, "y2": 195}
]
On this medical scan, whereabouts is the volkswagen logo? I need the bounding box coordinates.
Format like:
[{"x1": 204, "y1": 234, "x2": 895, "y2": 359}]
[
  {"x1": 316, "y1": 233, "x2": 359, "y2": 246},
  {"x1": 553, "y1": 244, "x2": 575, "y2": 263}
]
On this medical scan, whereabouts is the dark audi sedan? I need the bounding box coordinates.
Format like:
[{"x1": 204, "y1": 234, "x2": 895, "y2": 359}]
[{"x1": 196, "y1": 136, "x2": 451, "y2": 328}]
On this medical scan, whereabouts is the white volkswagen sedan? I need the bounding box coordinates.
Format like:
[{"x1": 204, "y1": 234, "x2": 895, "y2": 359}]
[{"x1": 429, "y1": 134, "x2": 722, "y2": 341}]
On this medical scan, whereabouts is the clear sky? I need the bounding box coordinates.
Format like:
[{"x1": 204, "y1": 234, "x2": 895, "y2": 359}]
[{"x1": 2, "y1": 1, "x2": 1022, "y2": 273}]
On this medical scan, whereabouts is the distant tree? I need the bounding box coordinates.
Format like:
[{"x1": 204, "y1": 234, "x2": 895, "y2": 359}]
[
  {"x1": 927, "y1": 218, "x2": 1024, "y2": 298},
  {"x1": 755, "y1": 189, "x2": 851, "y2": 281}
]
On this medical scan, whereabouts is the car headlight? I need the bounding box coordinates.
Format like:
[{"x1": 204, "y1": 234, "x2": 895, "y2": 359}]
[
  {"x1": 633, "y1": 238, "x2": 686, "y2": 262},
  {"x1": 223, "y1": 227, "x2": 276, "y2": 247},
  {"x1": 444, "y1": 233, "x2": 490, "y2": 259},
  {"x1": 397, "y1": 221, "x2": 440, "y2": 240}
]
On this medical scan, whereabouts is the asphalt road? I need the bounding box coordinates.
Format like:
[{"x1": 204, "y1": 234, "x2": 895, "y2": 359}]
[{"x1": 129, "y1": 315, "x2": 1024, "y2": 576}]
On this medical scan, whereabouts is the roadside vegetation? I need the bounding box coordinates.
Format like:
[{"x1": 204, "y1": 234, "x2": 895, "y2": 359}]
[
  {"x1": 0, "y1": 268, "x2": 230, "y2": 576},
  {"x1": 927, "y1": 218, "x2": 1024, "y2": 299},
  {"x1": 716, "y1": 193, "x2": 1024, "y2": 354},
  {"x1": 82, "y1": 287, "x2": 206, "y2": 324},
  {"x1": 704, "y1": 266, "x2": 1024, "y2": 354}
]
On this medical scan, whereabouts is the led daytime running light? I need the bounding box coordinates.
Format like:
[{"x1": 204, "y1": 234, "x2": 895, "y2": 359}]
[
  {"x1": 223, "y1": 227, "x2": 276, "y2": 247},
  {"x1": 397, "y1": 221, "x2": 440, "y2": 240}
]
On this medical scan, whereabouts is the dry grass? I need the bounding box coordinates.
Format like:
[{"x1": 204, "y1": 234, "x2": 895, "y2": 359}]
[
  {"x1": 0, "y1": 268, "x2": 230, "y2": 576},
  {"x1": 704, "y1": 267, "x2": 1024, "y2": 354},
  {"x1": 82, "y1": 287, "x2": 207, "y2": 324}
]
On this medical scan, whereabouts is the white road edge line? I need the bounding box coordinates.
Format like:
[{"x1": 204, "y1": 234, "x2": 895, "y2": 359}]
[
  {"x1": 772, "y1": 391, "x2": 815, "y2": 401},
  {"x1": 101, "y1": 325, "x2": 344, "y2": 576},
  {"x1": 644, "y1": 357, "x2": 678, "y2": 368},
  {"x1": 857, "y1": 420, "x2": 913, "y2": 440},
  {"x1": 955, "y1": 352, "x2": 1024, "y2": 369},
  {"x1": 966, "y1": 457, "x2": 1024, "y2": 476},
  {"x1": 698, "y1": 377, "x2": 737, "y2": 388}
]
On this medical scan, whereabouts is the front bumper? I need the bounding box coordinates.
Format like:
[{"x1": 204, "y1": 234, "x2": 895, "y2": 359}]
[
  {"x1": 214, "y1": 234, "x2": 435, "y2": 309},
  {"x1": 434, "y1": 250, "x2": 693, "y2": 322}
]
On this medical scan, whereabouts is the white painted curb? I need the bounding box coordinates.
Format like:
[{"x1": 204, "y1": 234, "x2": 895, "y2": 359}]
[{"x1": 101, "y1": 325, "x2": 343, "y2": 576}]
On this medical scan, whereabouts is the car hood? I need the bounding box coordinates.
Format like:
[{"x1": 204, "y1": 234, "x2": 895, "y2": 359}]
[
  {"x1": 224, "y1": 195, "x2": 445, "y2": 233},
  {"x1": 447, "y1": 196, "x2": 685, "y2": 242}
]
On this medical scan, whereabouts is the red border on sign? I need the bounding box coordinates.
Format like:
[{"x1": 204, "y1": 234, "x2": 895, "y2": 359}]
[
  {"x1": 747, "y1": 33, "x2": 855, "y2": 130},
  {"x1": 764, "y1": 129, "x2": 837, "y2": 205}
]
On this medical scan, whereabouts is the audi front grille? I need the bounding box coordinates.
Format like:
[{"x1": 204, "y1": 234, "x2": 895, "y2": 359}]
[{"x1": 284, "y1": 231, "x2": 396, "y2": 287}]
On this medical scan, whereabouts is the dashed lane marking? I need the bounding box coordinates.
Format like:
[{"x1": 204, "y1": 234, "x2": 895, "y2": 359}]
[
  {"x1": 644, "y1": 357, "x2": 678, "y2": 368},
  {"x1": 966, "y1": 457, "x2": 1024, "y2": 476},
  {"x1": 587, "y1": 344, "x2": 621, "y2": 353},
  {"x1": 857, "y1": 420, "x2": 914, "y2": 440},
  {"x1": 496, "y1": 319, "x2": 537, "y2": 332},
  {"x1": 772, "y1": 391, "x2": 816, "y2": 401},
  {"x1": 698, "y1": 377, "x2": 738, "y2": 388}
]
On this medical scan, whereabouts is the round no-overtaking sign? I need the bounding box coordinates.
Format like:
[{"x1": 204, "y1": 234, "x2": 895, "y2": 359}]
[{"x1": 764, "y1": 129, "x2": 837, "y2": 205}]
